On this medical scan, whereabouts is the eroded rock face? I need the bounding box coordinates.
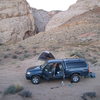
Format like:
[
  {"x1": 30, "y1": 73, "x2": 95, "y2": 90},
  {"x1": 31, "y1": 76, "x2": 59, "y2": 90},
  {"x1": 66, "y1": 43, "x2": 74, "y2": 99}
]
[
  {"x1": 0, "y1": 6, "x2": 100, "y2": 66},
  {"x1": 12, "y1": 7, "x2": 99, "y2": 65},
  {"x1": 32, "y1": 8, "x2": 61, "y2": 33},
  {"x1": 32, "y1": 8, "x2": 51, "y2": 33},
  {"x1": 0, "y1": 0, "x2": 35, "y2": 44},
  {"x1": 46, "y1": 0, "x2": 100, "y2": 31}
]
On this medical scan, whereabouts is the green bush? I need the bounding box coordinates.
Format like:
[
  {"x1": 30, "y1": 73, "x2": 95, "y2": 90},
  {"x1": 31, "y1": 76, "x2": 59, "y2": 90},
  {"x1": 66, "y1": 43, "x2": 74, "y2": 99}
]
[
  {"x1": 4, "y1": 84, "x2": 24, "y2": 95},
  {"x1": 19, "y1": 90, "x2": 32, "y2": 98}
]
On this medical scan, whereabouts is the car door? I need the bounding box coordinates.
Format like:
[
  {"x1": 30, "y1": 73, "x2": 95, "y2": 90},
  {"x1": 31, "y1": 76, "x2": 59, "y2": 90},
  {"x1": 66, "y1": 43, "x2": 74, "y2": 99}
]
[
  {"x1": 54, "y1": 63, "x2": 65, "y2": 79},
  {"x1": 42, "y1": 63, "x2": 54, "y2": 80}
]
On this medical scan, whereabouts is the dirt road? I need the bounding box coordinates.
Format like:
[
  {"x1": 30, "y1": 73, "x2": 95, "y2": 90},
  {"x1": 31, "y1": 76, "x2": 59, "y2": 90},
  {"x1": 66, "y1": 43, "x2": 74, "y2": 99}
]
[{"x1": 0, "y1": 58, "x2": 100, "y2": 100}]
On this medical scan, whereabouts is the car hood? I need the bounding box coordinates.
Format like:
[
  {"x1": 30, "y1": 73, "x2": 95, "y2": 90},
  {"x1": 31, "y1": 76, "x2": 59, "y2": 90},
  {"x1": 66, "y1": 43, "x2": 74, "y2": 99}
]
[{"x1": 27, "y1": 65, "x2": 42, "y2": 72}]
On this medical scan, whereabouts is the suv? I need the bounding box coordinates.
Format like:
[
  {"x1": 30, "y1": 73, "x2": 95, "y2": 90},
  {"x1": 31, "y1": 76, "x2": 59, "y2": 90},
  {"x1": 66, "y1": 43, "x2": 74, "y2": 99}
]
[{"x1": 26, "y1": 58, "x2": 89, "y2": 84}]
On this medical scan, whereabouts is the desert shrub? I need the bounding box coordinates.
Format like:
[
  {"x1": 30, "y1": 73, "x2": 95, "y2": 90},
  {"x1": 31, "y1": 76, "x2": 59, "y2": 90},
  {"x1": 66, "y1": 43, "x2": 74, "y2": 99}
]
[
  {"x1": 15, "y1": 51, "x2": 22, "y2": 55},
  {"x1": 33, "y1": 46, "x2": 39, "y2": 49},
  {"x1": 33, "y1": 50, "x2": 39, "y2": 56},
  {"x1": 6, "y1": 48, "x2": 10, "y2": 51},
  {"x1": 18, "y1": 90, "x2": 32, "y2": 98},
  {"x1": 0, "y1": 91, "x2": 2, "y2": 94},
  {"x1": 19, "y1": 57, "x2": 24, "y2": 61},
  {"x1": 81, "y1": 92, "x2": 96, "y2": 100},
  {"x1": 48, "y1": 45, "x2": 60, "y2": 51},
  {"x1": 0, "y1": 43, "x2": 3, "y2": 46},
  {"x1": 0, "y1": 59, "x2": 2, "y2": 65},
  {"x1": 70, "y1": 51, "x2": 85, "y2": 58},
  {"x1": 12, "y1": 55, "x2": 18, "y2": 59},
  {"x1": 4, "y1": 84, "x2": 24, "y2": 95},
  {"x1": 23, "y1": 53, "x2": 30, "y2": 58},
  {"x1": 4, "y1": 55, "x2": 9, "y2": 59},
  {"x1": 16, "y1": 66, "x2": 21, "y2": 68},
  {"x1": 18, "y1": 45, "x2": 25, "y2": 49},
  {"x1": 24, "y1": 50, "x2": 28, "y2": 53},
  {"x1": 88, "y1": 58, "x2": 97, "y2": 64},
  {"x1": 18, "y1": 54, "x2": 30, "y2": 61},
  {"x1": 0, "y1": 59, "x2": 2, "y2": 62},
  {"x1": 33, "y1": 50, "x2": 36, "y2": 55}
]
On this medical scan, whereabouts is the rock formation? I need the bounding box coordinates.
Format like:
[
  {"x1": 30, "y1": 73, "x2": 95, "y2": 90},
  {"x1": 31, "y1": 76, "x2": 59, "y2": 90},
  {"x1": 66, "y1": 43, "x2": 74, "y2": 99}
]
[
  {"x1": 32, "y1": 8, "x2": 60, "y2": 33},
  {"x1": 13, "y1": 0, "x2": 99, "y2": 65},
  {"x1": 0, "y1": 0, "x2": 35, "y2": 44},
  {"x1": 0, "y1": 0, "x2": 100, "y2": 65},
  {"x1": 46, "y1": 0, "x2": 100, "y2": 31},
  {"x1": 32, "y1": 8, "x2": 51, "y2": 33}
]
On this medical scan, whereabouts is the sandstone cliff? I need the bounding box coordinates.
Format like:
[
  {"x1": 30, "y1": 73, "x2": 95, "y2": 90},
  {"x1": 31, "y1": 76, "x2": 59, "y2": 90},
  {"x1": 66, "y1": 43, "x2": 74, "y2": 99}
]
[
  {"x1": 46, "y1": 0, "x2": 100, "y2": 31},
  {"x1": 9, "y1": 6, "x2": 99, "y2": 65},
  {"x1": 0, "y1": 0, "x2": 35, "y2": 44},
  {"x1": 32, "y1": 8, "x2": 51, "y2": 33},
  {"x1": 0, "y1": 0, "x2": 100, "y2": 66},
  {"x1": 32, "y1": 8, "x2": 60, "y2": 33}
]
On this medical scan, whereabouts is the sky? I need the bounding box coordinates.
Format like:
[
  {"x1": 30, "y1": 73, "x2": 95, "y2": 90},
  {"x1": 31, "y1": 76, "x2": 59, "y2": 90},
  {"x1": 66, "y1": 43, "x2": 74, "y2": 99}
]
[{"x1": 26, "y1": 0, "x2": 77, "y2": 11}]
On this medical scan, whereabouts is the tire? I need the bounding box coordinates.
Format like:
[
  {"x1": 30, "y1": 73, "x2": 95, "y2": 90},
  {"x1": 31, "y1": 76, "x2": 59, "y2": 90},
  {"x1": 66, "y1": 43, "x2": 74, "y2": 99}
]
[
  {"x1": 71, "y1": 74, "x2": 80, "y2": 83},
  {"x1": 31, "y1": 76, "x2": 40, "y2": 84}
]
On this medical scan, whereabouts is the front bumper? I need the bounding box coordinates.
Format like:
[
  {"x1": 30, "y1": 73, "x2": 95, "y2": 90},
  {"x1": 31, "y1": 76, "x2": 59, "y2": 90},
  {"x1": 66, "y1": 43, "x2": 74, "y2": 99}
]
[{"x1": 26, "y1": 73, "x2": 31, "y2": 80}]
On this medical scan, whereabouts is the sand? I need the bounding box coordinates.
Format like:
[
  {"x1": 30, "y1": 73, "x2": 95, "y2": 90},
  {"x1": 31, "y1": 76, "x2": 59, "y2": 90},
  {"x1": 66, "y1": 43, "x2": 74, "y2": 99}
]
[{"x1": 0, "y1": 57, "x2": 100, "y2": 100}]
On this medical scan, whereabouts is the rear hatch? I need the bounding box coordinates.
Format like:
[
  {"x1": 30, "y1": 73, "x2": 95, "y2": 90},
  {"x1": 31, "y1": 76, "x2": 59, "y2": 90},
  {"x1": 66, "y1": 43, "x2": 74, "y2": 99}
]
[{"x1": 38, "y1": 51, "x2": 55, "y2": 61}]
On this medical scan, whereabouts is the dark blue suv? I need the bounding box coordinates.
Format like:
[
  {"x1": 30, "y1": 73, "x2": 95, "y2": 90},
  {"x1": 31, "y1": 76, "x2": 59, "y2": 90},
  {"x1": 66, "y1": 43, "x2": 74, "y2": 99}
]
[{"x1": 26, "y1": 58, "x2": 89, "y2": 84}]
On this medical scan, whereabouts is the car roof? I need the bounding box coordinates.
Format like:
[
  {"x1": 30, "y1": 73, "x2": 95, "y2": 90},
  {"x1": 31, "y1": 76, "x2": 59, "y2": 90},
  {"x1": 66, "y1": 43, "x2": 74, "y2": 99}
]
[
  {"x1": 47, "y1": 58, "x2": 86, "y2": 63},
  {"x1": 64, "y1": 58, "x2": 86, "y2": 62},
  {"x1": 47, "y1": 59, "x2": 63, "y2": 63}
]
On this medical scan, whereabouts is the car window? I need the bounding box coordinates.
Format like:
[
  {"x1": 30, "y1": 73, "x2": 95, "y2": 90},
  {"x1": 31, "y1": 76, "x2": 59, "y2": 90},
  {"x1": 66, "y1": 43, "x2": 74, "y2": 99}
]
[
  {"x1": 44, "y1": 63, "x2": 54, "y2": 71},
  {"x1": 66, "y1": 62, "x2": 87, "y2": 68},
  {"x1": 59, "y1": 63, "x2": 63, "y2": 70},
  {"x1": 44, "y1": 62, "x2": 63, "y2": 71},
  {"x1": 41, "y1": 62, "x2": 48, "y2": 69}
]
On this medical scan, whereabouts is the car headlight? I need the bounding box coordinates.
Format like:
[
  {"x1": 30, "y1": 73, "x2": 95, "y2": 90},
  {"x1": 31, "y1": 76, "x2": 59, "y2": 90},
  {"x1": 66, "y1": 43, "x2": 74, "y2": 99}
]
[{"x1": 26, "y1": 72, "x2": 31, "y2": 75}]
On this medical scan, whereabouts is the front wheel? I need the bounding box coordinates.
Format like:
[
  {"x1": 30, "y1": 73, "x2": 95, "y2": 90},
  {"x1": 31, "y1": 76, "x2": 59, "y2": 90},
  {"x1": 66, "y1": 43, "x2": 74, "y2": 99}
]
[
  {"x1": 31, "y1": 76, "x2": 40, "y2": 84},
  {"x1": 71, "y1": 74, "x2": 80, "y2": 83}
]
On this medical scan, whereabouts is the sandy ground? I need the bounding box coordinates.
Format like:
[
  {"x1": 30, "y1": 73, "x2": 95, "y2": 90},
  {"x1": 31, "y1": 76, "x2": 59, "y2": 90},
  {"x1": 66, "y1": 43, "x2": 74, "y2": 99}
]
[{"x1": 0, "y1": 57, "x2": 100, "y2": 100}]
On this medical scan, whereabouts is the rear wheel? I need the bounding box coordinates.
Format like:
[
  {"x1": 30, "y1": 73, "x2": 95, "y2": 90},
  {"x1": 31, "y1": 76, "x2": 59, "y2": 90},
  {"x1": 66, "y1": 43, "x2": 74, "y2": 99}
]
[
  {"x1": 71, "y1": 74, "x2": 80, "y2": 83},
  {"x1": 31, "y1": 76, "x2": 40, "y2": 84}
]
